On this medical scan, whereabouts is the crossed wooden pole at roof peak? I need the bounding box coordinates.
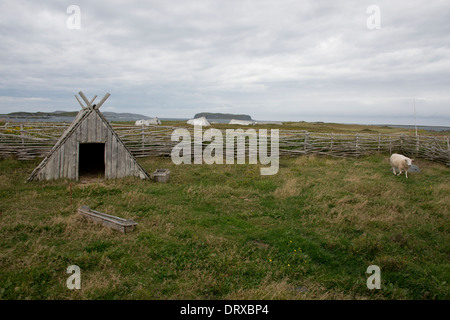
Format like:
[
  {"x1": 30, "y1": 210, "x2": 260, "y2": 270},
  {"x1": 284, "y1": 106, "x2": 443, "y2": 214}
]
[{"x1": 74, "y1": 91, "x2": 110, "y2": 110}]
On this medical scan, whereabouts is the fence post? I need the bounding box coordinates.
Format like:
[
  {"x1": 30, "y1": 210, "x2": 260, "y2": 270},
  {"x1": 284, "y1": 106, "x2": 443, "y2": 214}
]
[
  {"x1": 433, "y1": 137, "x2": 437, "y2": 160},
  {"x1": 330, "y1": 133, "x2": 334, "y2": 151},
  {"x1": 416, "y1": 135, "x2": 420, "y2": 157},
  {"x1": 389, "y1": 136, "x2": 392, "y2": 154},
  {"x1": 304, "y1": 132, "x2": 309, "y2": 154},
  {"x1": 378, "y1": 133, "x2": 381, "y2": 153},
  {"x1": 355, "y1": 133, "x2": 360, "y2": 155},
  {"x1": 141, "y1": 124, "x2": 145, "y2": 151},
  {"x1": 20, "y1": 124, "x2": 24, "y2": 146},
  {"x1": 447, "y1": 136, "x2": 450, "y2": 166}
]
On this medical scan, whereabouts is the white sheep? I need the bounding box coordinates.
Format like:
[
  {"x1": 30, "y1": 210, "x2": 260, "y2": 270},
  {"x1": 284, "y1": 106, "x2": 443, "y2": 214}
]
[{"x1": 390, "y1": 153, "x2": 414, "y2": 178}]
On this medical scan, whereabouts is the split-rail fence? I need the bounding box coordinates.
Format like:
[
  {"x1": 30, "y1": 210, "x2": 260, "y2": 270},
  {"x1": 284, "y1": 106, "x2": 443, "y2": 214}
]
[{"x1": 0, "y1": 122, "x2": 449, "y2": 166}]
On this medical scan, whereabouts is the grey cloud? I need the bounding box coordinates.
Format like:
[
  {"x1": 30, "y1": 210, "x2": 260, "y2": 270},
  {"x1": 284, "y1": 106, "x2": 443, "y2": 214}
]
[{"x1": 0, "y1": 0, "x2": 449, "y2": 125}]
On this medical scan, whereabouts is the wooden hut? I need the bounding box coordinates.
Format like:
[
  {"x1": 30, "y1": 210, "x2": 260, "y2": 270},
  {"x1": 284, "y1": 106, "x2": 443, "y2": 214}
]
[{"x1": 27, "y1": 92, "x2": 150, "y2": 181}]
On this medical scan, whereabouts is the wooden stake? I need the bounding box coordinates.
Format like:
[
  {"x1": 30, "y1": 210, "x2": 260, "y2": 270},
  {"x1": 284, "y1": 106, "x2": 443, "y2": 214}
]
[
  {"x1": 75, "y1": 95, "x2": 86, "y2": 109},
  {"x1": 90, "y1": 95, "x2": 98, "y2": 105},
  {"x1": 94, "y1": 93, "x2": 111, "y2": 110},
  {"x1": 78, "y1": 91, "x2": 93, "y2": 109}
]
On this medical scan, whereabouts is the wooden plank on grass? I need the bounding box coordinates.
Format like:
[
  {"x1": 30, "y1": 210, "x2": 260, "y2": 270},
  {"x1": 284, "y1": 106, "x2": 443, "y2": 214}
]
[{"x1": 77, "y1": 205, "x2": 137, "y2": 233}]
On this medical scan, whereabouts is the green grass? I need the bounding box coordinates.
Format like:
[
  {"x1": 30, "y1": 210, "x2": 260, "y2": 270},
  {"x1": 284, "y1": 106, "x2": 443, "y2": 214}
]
[{"x1": 0, "y1": 154, "x2": 449, "y2": 300}]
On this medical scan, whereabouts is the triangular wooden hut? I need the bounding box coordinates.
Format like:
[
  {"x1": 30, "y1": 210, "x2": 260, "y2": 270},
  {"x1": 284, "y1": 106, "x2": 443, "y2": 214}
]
[{"x1": 27, "y1": 92, "x2": 150, "y2": 181}]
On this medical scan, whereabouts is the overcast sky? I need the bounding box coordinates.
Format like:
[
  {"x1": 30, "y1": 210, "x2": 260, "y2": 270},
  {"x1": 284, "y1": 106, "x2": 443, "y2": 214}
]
[{"x1": 0, "y1": 0, "x2": 449, "y2": 125}]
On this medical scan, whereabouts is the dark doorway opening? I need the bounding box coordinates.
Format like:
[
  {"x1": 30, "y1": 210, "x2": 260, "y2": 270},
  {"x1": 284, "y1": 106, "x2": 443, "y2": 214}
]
[{"x1": 78, "y1": 143, "x2": 105, "y2": 179}]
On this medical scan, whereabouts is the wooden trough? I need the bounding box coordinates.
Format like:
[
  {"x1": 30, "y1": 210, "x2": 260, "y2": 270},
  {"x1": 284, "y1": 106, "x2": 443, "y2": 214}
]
[
  {"x1": 78, "y1": 205, "x2": 138, "y2": 233},
  {"x1": 151, "y1": 168, "x2": 170, "y2": 183}
]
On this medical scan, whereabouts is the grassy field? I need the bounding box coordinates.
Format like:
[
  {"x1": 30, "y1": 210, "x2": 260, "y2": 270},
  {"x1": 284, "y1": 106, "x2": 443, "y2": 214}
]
[{"x1": 0, "y1": 151, "x2": 448, "y2": 300}]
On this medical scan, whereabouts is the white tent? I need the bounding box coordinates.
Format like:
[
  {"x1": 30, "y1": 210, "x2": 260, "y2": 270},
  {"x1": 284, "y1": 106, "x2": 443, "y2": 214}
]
[
  {"x1": 148, "y1": 117, "x2": 162, "y2": 125},
  {"x1": 135, "y1": 119, "x2": 148, "y2": 126},
  {"x1": 229, "y1": 119, "x2": 255, "y2": 126},
  {"x1": 187, "y1": 116, "x2": 210, "y2": 126},
  {"x1": 135, "y1": 117, "x2": 162, "y2": 126}
]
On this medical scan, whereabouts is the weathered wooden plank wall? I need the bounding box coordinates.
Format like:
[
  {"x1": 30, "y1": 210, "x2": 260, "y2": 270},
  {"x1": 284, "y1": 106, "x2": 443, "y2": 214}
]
[{"x1": 21, "y1": 109, "x2": 150, "y2": 180}]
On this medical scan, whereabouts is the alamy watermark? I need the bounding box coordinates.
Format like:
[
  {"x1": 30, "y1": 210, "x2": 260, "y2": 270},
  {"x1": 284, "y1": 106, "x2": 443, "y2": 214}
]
[
  {"x1": 66, "y1": 265, "x2": 81, "y2": 290},
  {"x1": 366, "y1": 265, "x2": 381, "y2": 290},
  {"x1": 171, "y1": 126, "x2": 279, "y2": 175},
  {"x1": 64, "y1": 264, "x2": 380, "y2": 291},
  {"x1": 66, "y1": 5, "x2": 81, "y2": 30},
  {"x1": 366, "y1": 5, "x2": 381, "y2": 30}
]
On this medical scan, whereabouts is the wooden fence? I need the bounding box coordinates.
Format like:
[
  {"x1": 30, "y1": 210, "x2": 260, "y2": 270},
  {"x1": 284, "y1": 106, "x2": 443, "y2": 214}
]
[{"x1": 1, "y1": 122, "x2": 449, "y2": 166}]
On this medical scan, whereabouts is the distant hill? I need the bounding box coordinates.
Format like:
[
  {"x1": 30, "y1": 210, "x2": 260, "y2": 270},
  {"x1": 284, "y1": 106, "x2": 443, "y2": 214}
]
[
  {"x1": 101, "y1": 112, "x2": 150, "y2": 121},
  {"x1": 6, "y1": 111, "x2": 78, "y2": 118},
  {"x1": 194, "y1": 112, "x2": 253, "y2": 121},
  {"x1": 1, "y1": 110, "x2": 150, "y2": 121}
]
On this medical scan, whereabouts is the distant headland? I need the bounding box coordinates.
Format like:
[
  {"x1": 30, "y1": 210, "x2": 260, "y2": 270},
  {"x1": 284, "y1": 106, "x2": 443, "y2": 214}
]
[
  {"x1": 0, "y1": 110, "x2": 150, "y2": 122},
  {"x1": 194, "y1": 112, "x2": 253, "y2": 121}
]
